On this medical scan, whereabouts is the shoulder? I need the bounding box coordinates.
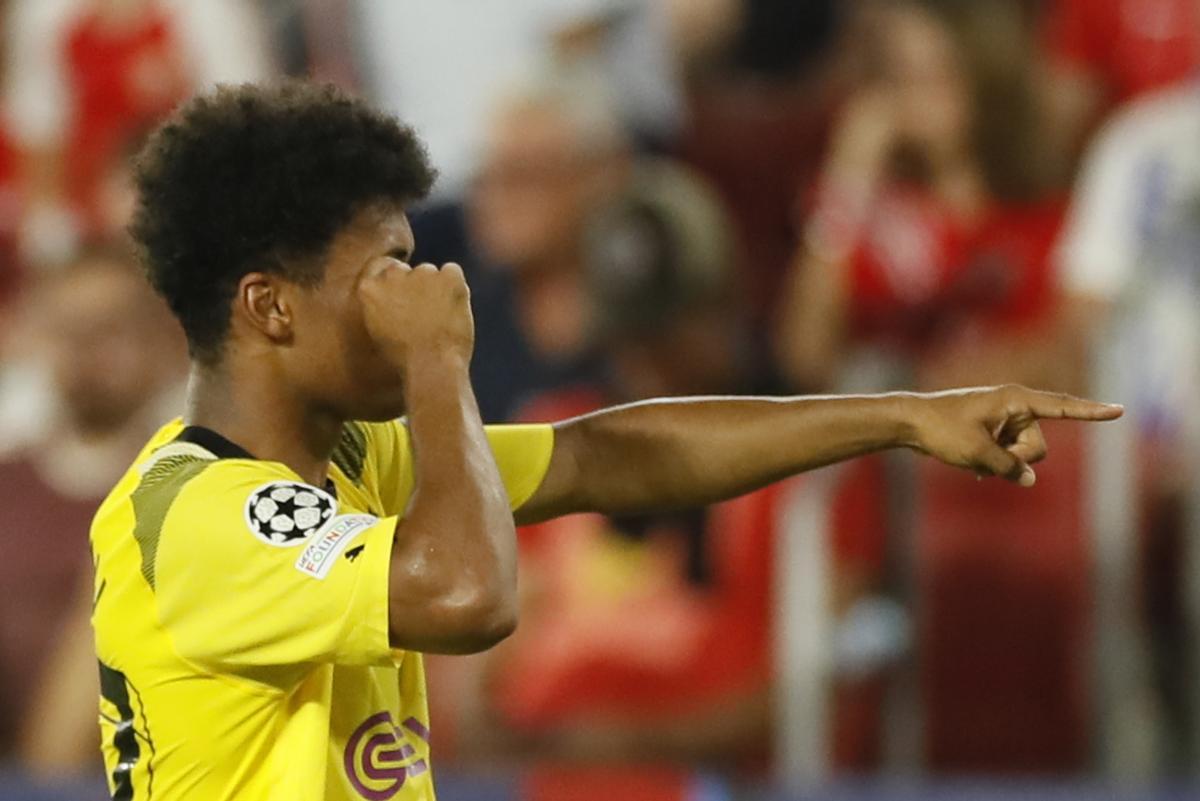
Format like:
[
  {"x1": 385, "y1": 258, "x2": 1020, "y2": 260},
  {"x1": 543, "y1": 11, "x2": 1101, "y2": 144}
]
[
  {"x1": 151, "y1": 459, "x2": 348, "y2": 595},
  {"x1": 167, "y1": 456, "x2": 328, "y2": 544}
]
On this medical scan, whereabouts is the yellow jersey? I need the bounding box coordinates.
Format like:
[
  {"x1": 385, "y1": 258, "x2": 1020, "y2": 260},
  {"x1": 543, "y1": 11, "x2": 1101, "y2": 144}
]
[{"x1": 90, "y1": 417, "x2": 554, "y2": 800}]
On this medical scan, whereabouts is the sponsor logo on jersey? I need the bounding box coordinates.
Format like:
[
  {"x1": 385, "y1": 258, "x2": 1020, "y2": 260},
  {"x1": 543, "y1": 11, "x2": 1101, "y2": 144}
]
[
  {"x1": 243, "y1": 481, "x2": 336, "y2": 547},
  {"x1": 343, "y1": 711, "x2": 430, "y2": 799},
  {"x1": 294, "y1": 514, "x2": 376, "y2": 579}
]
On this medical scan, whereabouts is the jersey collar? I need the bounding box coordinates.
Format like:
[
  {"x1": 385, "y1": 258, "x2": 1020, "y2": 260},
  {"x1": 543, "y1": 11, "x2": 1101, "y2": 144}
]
[
  {"x1": 175, "y1": 426, "x2": 255, "y2": 460},
  {"x1": 174, "y1": 425, "x2": 339, "y2": 498}
]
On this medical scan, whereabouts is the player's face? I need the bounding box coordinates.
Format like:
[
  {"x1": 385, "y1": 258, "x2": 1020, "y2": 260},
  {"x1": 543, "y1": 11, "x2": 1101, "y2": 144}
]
[{"x1": 284, "y1": 203, "x2": 417, "y2": 421}]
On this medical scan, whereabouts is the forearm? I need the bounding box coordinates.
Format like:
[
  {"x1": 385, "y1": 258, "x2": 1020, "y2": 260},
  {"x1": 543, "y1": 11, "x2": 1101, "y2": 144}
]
[
  {"x1": 538, "y1": 394, "x2": 917, "y2": 518},
  {"x1": 389, "y1": 351, "x2": 517, "y2": 652}
]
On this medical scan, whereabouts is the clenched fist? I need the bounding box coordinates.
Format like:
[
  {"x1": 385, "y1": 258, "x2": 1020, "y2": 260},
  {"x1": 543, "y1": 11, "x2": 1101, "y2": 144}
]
[
  {"x1": 357, "y1": 259, "x2": 474, "y2": 373},
  {"x1": 908, "y1": 385, "x2": 1123, "y2": 487}
]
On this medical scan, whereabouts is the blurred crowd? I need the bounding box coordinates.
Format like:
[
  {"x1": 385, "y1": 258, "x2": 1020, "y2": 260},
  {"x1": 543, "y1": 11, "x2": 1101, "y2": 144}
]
[{"x1": 2, "y1": 0, "x2": 1200, "y2": 796}]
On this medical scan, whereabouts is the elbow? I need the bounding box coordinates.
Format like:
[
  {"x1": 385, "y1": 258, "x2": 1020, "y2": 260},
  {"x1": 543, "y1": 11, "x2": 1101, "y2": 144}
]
[
  {"x1": 441, "y1": 585, "x2": 516, "y2": 652},
  {"x1": 389, "y1": 567, "x2": 519, "y2": 655},
  {"x1": 460, "y1": 595, "x2": 519, "y2": 651},
  {"x1": 420, "y1": 588, "x2": 518, "y2": 654}
]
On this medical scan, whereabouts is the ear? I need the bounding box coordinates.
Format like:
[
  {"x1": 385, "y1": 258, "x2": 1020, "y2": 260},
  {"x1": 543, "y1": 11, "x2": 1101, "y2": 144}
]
[{"x1": 236, "y1": 272, "x2": 293, "y2": 346}]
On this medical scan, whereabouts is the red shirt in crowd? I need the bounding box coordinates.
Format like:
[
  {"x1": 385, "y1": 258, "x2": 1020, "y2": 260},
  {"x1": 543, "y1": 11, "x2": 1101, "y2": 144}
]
[
  {"x1": 846, "y1": 187, "x2": 1065, "y2": 353},
  {"x1": 62, "y1": 4, "x2": 189, "y2": 227},
  {"x1": 1044, "y1": 0, "x2": 1200, "y2": 102},
  {"x1": 0, "y1": 454, "x2": 95, "y2": 754},
  {"x1": 0, "y1": 126, "x2": 22, "y2": 312}
]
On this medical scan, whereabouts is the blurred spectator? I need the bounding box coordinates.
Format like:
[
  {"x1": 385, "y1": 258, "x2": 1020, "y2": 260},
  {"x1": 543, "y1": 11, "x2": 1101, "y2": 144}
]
[
  {"x1": 776, "y1": 0, "x2": 1062, "y2": 394},
  {"x1": 1057, "y1": 82, "x2": 1200, "y2": 487},
  {"x1": 354, "y1": 0, "x2": 738, "y2": 198},
  {"x1": 1056, "y1": 79, "x2": 1200, "y2": 773},
  {"x1": 410, "y1": 69, "x2": 630, "y2": 422},
  {"x1": 0, "y1": 246, "x2": 184, "y2": 772},
  {"x1": 1040, "y1": 0, "x2": 1200, "y2": 177},
  {"x1": 676, "y1": 0, "x2": 844, "y2": 328},
  {"x1": 4, "y1": 0, "x2": 271, "y2": 265},
  {"x1": 775, "y1": 0, "x2": 1093, "y2": 774}
]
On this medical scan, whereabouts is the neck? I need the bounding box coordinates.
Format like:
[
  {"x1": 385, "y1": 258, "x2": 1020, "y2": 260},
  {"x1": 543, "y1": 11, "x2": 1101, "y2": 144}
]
[{"x1": 184, "y1": 361, "x2": 342, "y2": 486}]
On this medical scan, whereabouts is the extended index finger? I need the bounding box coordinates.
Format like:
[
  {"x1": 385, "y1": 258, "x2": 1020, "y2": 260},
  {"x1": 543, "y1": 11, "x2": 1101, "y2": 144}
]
[{"x1": 1021, "y1": 389, "x2": 1124, "y2": 422}]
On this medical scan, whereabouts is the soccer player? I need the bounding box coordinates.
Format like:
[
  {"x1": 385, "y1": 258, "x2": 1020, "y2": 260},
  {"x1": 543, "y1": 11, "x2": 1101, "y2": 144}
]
[{"x1": 90, "y1": 82, "x2": 1121, "y2": 800}]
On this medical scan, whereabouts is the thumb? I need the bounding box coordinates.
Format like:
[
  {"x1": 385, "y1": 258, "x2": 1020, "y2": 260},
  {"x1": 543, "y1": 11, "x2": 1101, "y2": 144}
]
[{"x1": 975, "y1": 440, "x2": 1036, "y2": 487}]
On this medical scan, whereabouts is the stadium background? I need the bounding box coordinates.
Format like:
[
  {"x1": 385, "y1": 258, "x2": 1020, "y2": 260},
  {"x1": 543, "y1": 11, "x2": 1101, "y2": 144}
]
[{"x1": 2, "y1": 0, "x2": 1200, "y2": 799}]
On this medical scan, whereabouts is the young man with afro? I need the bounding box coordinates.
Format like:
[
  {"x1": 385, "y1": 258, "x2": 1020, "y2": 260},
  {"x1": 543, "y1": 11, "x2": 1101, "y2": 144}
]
[{"x1": 89, "y1": 82, "x2": 1121, "y2": 800}]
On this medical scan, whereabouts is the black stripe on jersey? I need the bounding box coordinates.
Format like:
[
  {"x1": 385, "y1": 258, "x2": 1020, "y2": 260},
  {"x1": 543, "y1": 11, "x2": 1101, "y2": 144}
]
[
  {"x1": 99, "y1": 661, "x2": 139, "y2": 800},
  {"x1": 331, "y1": 422, "x2": 369, "y2": 484},
  {"x1": 175, "y1": 426, "x2": 255, "y2": 460},
  {"x1": 127, "y1": 671, "x2": 157, "y2": 799},
  {"x1": 130, "y1": 455, "x2": 213, "y2": 589}
]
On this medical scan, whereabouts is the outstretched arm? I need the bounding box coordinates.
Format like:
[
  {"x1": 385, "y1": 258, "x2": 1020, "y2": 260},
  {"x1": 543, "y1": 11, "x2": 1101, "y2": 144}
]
[{"x1": 517, "y1": 385, "x2": 1121, "y2": 524}]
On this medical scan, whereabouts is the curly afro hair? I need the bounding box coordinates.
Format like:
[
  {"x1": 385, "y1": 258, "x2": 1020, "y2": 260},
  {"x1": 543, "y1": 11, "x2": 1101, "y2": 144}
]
[{"x1": 130, "y1": 81, "x2": 437, "y2": 363}]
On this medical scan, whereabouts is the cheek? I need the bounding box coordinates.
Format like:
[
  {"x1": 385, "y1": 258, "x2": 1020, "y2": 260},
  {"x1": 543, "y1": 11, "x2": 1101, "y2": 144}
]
[
  {"x1": 335, "y1": 309, "x2": 378, "y2": 371},
  {"x1": 324, "y1": 300, "x2": 398, "y2": 393},
  {"x1": 286, "y1": 295, "x2": 358, "y2": 392}
]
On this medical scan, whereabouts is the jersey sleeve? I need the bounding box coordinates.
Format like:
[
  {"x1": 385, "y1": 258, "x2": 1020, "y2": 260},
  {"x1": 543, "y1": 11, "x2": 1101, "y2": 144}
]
[
  {"x1": 154, "y1": 463, "x2": 396, "y2": 677},
  {"x1": 368, "y1": 419, "x2": 555, "y2": 517}
]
